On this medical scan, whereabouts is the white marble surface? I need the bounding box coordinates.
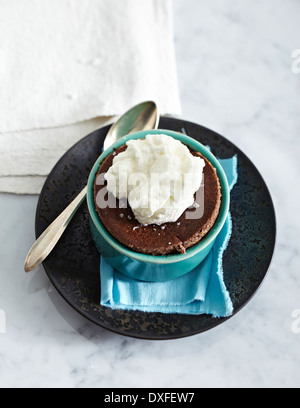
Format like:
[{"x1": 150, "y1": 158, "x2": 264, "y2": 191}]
[{"x1": 0, "y1": 0, "x2": 300, "y2": 388}]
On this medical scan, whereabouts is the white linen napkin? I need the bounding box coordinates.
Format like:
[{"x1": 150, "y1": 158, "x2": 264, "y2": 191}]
[
  {"x1": 0, "y1": 0, "x2": 181, "y2": 194},
  {"x1": 0, "y1": 117, "x2": 112, "y2": 194}
]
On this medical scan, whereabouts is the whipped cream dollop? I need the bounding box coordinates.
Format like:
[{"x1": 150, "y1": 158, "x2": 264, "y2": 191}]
[{"x1": 105, "y1": 134, "x2": 205, "y2": 225}]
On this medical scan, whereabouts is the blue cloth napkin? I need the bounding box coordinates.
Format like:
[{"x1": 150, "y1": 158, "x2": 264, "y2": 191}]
[{"x1": 100, "y1": 155, "x2": 238, "y2": 317}]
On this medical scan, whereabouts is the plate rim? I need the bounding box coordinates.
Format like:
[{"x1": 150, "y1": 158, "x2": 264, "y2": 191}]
[{"x1": 35, "y1": 117, "x2": 277, "y2": 340}]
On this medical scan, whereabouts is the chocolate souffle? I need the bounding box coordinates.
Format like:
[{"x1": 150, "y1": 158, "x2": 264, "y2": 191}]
[{"x1": 94, "y1": 141, "x2": 221, "y2": 256}]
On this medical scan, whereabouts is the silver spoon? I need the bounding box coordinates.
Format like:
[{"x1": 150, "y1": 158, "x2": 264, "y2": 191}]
[{"x1": 24, "y1": 101, "x2": 159, "y2": 273}]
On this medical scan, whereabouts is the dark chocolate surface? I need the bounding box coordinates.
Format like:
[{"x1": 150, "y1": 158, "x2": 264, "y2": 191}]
[{"x1": 94, "y1": 145, "x2": 221, "y2": 255}]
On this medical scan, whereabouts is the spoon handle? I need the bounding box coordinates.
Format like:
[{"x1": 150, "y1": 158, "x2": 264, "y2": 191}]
[{"x1": 24, "y1": 185, "x2": 88, "y2": 273}]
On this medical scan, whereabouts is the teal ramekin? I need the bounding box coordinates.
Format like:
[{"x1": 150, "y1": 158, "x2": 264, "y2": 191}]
[{"x1": 87, "y1": 130, "x2": 230, "y2": 282}]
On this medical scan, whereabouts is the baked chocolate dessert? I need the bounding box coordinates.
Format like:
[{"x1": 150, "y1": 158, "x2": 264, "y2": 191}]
[{"x1": 94, "y1": 142, "x2": 222, "y2": 256}]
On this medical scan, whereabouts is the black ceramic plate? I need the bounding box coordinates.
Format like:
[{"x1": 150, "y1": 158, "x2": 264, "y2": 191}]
[{"x1": 36, "y1": 117, "x2": 276, "y2": 340}]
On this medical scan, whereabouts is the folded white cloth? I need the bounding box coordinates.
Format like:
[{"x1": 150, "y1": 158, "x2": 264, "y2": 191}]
[
  {"x1": 0, "y1": 117, "x2": 112, "y2": 194},
  {"x1": 0, "y1": 0, "x2": 181, "y2": 194}
]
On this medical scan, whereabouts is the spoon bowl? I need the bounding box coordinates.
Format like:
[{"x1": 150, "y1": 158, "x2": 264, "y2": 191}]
[{"x1": 104, "y1": 101, "x2": 159, "y2": 151}]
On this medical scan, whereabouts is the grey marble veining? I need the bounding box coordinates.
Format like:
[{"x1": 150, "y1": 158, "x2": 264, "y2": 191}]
[{"x1": 0, "y1": 0, "x2": 300, "y2": 388}]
